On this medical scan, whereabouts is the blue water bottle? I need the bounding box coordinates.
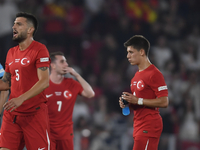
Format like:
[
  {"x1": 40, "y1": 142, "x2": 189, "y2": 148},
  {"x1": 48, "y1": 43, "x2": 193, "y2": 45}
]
[
  {"x1": 0, "y1": 63, "x2": 5, "y2": 78},
  {"x1": 122, "y1": 98, "x2": 130, "y2": 116}
]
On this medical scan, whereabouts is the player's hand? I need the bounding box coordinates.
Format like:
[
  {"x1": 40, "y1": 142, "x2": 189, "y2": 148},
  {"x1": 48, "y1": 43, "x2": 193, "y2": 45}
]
[
  {"x1": 66, "y1": 67, "x2": 79, "y2": 77},
  {"x1": 3, "y1": 97, "x2": 24, "y2": 112},
  {"x1": 122, "y1": 92, "x2": 138, "y2": 104},
  {"x1": 119, "y1": 97, "x2": 125, "y2": 108}
]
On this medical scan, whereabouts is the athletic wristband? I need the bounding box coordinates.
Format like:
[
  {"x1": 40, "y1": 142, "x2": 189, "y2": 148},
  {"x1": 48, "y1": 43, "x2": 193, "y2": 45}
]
[{"x1": 138, "y1": 98, "x2": 143, "y2": 105}]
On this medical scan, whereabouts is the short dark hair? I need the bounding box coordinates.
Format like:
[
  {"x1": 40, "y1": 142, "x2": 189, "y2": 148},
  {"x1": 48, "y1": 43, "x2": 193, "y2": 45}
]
[
  {"x1": 16, "y1": 12, "x2": 38, "y2": 36},
  {"x1": 124, "y1": 35, "x2": 150, "y2": 56},
  {"x1": 50, "y1": 51, "x2": 65, "y2": 63}
]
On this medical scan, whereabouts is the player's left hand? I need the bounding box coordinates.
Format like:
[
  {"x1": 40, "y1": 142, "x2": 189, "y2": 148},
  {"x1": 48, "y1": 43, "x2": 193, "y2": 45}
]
[
  {"x1": 66, "y1": 67, "x2": 79, "y2": 77},
  {"x1": 3, "y1": 97, "x2": 24, "y2": 112},
  {"x1": 119, "y1": 97, "x2": 125, "y2": 108},
  {"x1": 122, "y1": 92, "x2": 138, "y2": 104}
]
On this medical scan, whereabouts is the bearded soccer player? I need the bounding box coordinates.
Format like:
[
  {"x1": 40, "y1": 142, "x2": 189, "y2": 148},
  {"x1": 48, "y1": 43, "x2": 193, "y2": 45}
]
[
  {"x1": 45, "y1": 51, "x2": 95, "y2": 150},
  {"x1": 119, "y1": 35, "x2": 169, "y2": 150},
  {"x1": 0, "y1": 12, "x2": 51, "y2": 150}
]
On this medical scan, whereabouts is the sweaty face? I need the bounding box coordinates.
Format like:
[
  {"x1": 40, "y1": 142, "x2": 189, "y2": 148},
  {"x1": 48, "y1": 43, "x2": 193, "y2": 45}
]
[
  {"x1": 12, "y1": 17, "x2": 29, "y2": 43},
  {"x1": 53, "y1": 55, "x2": 68, "y2": 75},
  {"x1": 126, "y1": 46, "x2": 141, "y2": 66}
]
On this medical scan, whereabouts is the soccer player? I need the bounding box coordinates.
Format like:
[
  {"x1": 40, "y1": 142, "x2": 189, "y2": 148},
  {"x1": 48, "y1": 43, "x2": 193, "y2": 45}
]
[
  {"x1": 0, "y1": 12, "x2": 51, "y2": 150},
  {"x1": 45, "y1": 51, "x2": 95, "y2": 150},
  {"x1": 119, "y1": 35, "x2": 169, "y2": 150}
]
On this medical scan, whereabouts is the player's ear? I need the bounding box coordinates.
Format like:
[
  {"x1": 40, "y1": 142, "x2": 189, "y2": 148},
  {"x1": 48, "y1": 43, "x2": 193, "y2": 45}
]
[
  {"x1": 140, "y1": 49, "x2": 145, "y2": 56},
  {"x1": 27, "y1": 26, "x2": 34, "y2": 35},
  {"x1": 50, "y1": 63, "x2": 56, "y2": 69}
]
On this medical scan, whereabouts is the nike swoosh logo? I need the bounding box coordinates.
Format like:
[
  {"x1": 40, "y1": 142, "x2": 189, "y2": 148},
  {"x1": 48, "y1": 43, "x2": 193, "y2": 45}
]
[
  {"x1": 38, "y1": 148, "x2": 45, "y2": 150},
  {"x1": 9, "y1": 61, "x2": 13, "y2": 66},
  {"x1": 46, "y1": 94, "x2": 53, "y2": 98}
]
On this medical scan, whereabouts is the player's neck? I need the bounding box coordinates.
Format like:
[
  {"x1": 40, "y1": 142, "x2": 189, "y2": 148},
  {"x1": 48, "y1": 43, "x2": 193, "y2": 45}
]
[
  {"x1": 19, "y1": 37, "x2": 34, "y2": 51},
  {"x1": 50, "y1": 73, "x2": 64, "y2": 84},
  {"x1": 138, "y1": 58, "x2": 152, "y2": 72}
]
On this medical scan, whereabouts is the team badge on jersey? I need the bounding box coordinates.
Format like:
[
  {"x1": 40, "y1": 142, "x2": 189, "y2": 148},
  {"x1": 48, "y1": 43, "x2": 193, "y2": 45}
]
[
  {"x1": 21, "y1": 56, "x2": 31, "y2": 67},
  {"x1": 137, "y1": 80, "x2": 145, "y2": 91},
  {"x1": 63, "y1": 90, "x2": 72, "y2": 100}
]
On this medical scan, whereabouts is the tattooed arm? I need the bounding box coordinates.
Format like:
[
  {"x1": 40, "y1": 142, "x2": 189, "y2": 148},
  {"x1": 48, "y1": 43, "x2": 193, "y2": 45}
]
[
  {"x1": 0, "y1": 72, "x2": 11, "y2": 91},
  {"x1": 3, "y1": 67, "x2": 49, "y2": 111}
]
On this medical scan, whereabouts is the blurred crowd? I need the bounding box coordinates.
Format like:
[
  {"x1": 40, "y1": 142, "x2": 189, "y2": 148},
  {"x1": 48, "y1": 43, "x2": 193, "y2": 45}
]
[{"x1": 0, "y1": 0, "x2": 200, "y2": 149}]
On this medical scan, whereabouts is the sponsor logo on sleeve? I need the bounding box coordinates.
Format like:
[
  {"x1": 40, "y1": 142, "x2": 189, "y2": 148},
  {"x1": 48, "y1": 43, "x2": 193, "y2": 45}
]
[
  {"x1": 40, "y1": 57, "x2": 49, "y2": 62},
  {"x1": 158, "y1": 85, "x2": 168, "y2": 91}
]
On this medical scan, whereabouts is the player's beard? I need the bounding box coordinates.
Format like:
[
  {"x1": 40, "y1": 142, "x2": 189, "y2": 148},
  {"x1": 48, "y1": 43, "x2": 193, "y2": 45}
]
[
  {"x1": 56, "y1": 68, "x2": 67, "y2": 75},
  {"x1": 12, "y1": 31, "x2": 27, "y2": 43},
  {"x1": 60, "y1": 70, "x2": 67, "y2": 75}
]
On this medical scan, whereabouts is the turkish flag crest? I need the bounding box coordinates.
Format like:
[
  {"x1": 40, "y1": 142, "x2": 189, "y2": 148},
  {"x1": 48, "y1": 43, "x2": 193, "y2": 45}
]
[
  {"x1": 137, "y1": 80, "x2": 145, "y2": 91},
  {"x1": 21, "y1": 56, "x2": 31, "y2": 67},
  {"x1": 63, "y1": 90, "x2": 73, "y2": 100}
]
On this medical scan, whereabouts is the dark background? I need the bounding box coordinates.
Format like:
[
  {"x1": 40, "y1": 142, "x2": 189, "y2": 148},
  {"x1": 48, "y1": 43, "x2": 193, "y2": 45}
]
[{"x1": 0, "y1": 0, "x2": 200, "y2": 149}]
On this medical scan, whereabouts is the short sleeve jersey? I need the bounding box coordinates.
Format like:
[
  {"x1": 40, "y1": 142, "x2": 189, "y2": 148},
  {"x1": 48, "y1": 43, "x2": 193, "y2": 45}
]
[
  {"x1": 45, "y1": 78, "x2": 83, "y2": 140},
  {"x1": 130, "y1": 64, "x2": 168, "y2": 138},
  {"x1": 5, "y1": 41, "x2": 50, "y2": 115}
]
